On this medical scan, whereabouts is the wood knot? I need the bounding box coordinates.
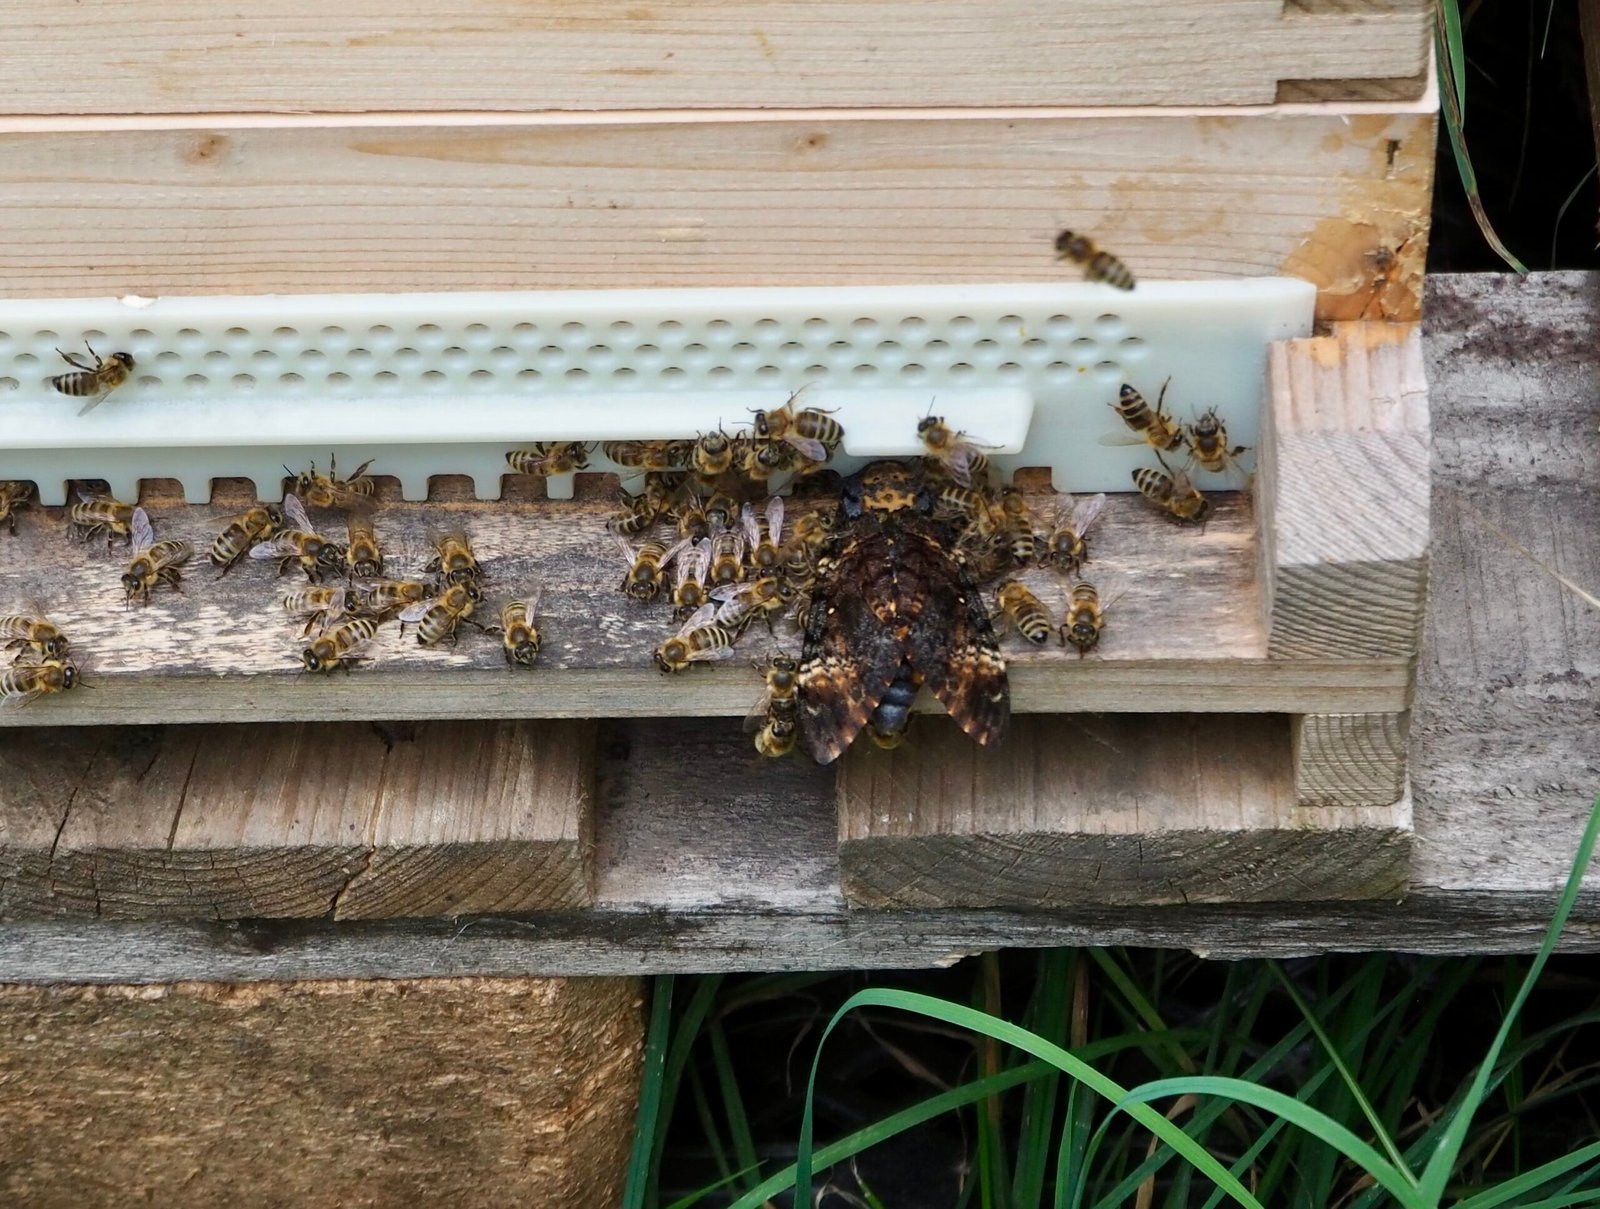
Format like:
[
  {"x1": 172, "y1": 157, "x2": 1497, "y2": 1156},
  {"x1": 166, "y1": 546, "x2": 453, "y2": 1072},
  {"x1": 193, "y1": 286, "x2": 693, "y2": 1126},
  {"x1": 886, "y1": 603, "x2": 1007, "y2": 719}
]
[{"x1": 187, "y1": 135, "x2": 230, "y2": 165}]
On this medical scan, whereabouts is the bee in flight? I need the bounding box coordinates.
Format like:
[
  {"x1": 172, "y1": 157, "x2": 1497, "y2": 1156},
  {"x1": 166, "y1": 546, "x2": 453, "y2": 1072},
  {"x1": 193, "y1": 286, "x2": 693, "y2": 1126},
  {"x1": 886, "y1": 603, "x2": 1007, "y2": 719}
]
[
  {"x1": 917, "y1": 416, "x2": 995, "y2": 489},
  {"x1": 69, "y1": 487, "x2": 136, "y2": 547},
  {"x1": 491, "y1": 591, "x2": 543, "y2": 668},
  {"x1": 748, "y1": 653, "x2": 801, "y2": 758},
  {"x1": 208, "y1": 503, "x2": 283, "y2": 575},
  {"x1": 0, "y1": 481, "x2": 34, "y2": 535},
  {"x1": 121, "y1": 507, "x2": 193, "y2": 605},
  {"x1": 995, "y1": 580, "x2": 1054, "y2": 645},
  {"x1": 424, "y1": 532, "x2": 482, "y2": 588},
  {"x1": 1054, "y1": 229, "x2": 1135, "y2": 290},
  {"x1": 289, "y1": 454, "x2": 376, "y2": 510},
  {"x1": 344, "y1": 512, "x2": 383, "y2": 578},
  {"x1": 752, "y1": 387, "x2": 842, "y2": 464},
  {"x1": 654, "y1": 602, "x2": 746, "y2": 674},
  {"x1": 399, "y1": 581, "x2": 483, "y2": 647},
  {"x1": 506, "y1": 442, "x2": 592, "y2": 477},
  {"x1": 51, "y1": 342, "x2": 135, "y2": 414},
  {"x1": 1041, "y1": 492, "x2": 1106, "y2": 575},
  {"x1": 0, "y1": 610, "x2": 69, "y2": 662},
  {"x1": 1133, "y1": 461, "x2": 1211, "y2": 525},
  {"x1": 1184, "y1": 407, "x2": 1250, "y2": 478},
  {"x1": 1, "y1": 658, "x2": 78, "y2": 707},
  {"x1": 740, "y1": 497, "x2": 785, "y2": 574},
  {"x1": 1060, "y1": 581, "x2": 1108, "y2": 656},
  {"x1": 302, "y1": 615, "x2": 380, "y2": 674},
  {"x1": 250, "y1": 492, "x2": 346, "y2": 581},
  {"x1": 282, "y1": 585, "x2": 350, "y2": 636},
  {"x1": 1102, "y1": 380, "x2": 1184, "y2": 454}
]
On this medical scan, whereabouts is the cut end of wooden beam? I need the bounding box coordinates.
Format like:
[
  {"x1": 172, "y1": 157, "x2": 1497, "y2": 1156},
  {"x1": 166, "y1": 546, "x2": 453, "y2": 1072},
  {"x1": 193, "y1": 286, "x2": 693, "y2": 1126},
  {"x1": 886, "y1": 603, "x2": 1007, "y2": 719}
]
[{"x1": 1294, "y1": 711, "x2": 1410, "y2": 809}]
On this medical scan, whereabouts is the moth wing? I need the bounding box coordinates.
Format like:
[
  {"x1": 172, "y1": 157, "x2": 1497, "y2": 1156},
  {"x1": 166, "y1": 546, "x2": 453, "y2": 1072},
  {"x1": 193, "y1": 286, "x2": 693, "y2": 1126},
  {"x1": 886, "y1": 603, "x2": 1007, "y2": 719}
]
[
  {"x1": 907, "y1": 538, "x2": 1010, "y2": 748},
  {"x1": 797, "y1": 555, "x2": 901, "y2": 765}
]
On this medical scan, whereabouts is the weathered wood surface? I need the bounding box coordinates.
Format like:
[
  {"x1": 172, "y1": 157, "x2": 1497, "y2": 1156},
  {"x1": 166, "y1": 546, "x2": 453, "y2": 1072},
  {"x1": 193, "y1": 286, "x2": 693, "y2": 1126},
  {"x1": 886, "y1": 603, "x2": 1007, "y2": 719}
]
[
  {"x1": 0, "y1": 976, "x2": 643, "y2": 1207},
  {"x1": 0, "y1": 721, "x2": 595, "y2": 919},
  {"x1": 0, "y1": 272, "x2": 1593, "y2": 977},
  {"x1": 1258, "y1": 322, "x2": 1430, "y2": 658},
  {"x1": 0, "y1": 483, "x2": 1411, "y2": 727},
  {"x1": 1293, "y1": 711, "x2": 1410, "y2": 808},
  {"x1": 0, "y1": 109, "x2": 1433, "y2": 322},
  {"x1": 837, "y1": 714, "x2": 1411, "y2": 908},
  {"x1": 0, "y1": 0, "x2": 1429, "y2": 113}
]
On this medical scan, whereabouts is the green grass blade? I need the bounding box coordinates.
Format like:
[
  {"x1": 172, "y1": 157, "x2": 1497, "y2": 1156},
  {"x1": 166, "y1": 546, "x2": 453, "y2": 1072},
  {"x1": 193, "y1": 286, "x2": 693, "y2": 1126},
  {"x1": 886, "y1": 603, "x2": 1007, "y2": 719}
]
[
  {"x1": 1508, "y1": 1194, "x2": 1600, "y2": 1209},
  {"x1": 646, "y1": 975, "x2": 726, "y2": 1206},
  {"x1": 662, "y1": 1164, "x2": 764, "y2": 1209},
  {"x1": 1436, "y1": 0, "x2": 1467, "y2": 118},
  {"x1": 1417, "y1": 797, "x2": 1600, "y2": 1203},
  {"x1": 1015, "y1": 950, "x2": 1071, "y2": 1209},
  {"x1": 789, "y1": 990, "x2": 1267, "y2": 1209},
  {"x1": 687, "y1": 1061, "x2": 735, "y2": 1189},
  {"x1": 1453, "y1": 1140, "x2": 1600, "y2": 1209},
  {"x1": 707, "y1": 1020, "x2": 761, "y2": 1195},
  {"x1": 1088, "y1": 948, "x2": 1195, "y2": 1074},
  {"x1": 624, "y1": 976, "x2": 676, "y2": 1209}
]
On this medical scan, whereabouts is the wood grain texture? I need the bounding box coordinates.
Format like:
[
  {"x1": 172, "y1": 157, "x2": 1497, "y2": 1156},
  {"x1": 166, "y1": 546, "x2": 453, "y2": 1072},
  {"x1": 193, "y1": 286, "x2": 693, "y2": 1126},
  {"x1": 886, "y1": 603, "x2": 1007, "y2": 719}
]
[
  {"x1": 0, "y1": 0, "x2": 1429, "y2": 114},
  {"x1": 0, "y1": 109, "x2": 1434, "y2": 322},
  {"x1": 836, "y1": 714, "x2": 1411, "y2": 908},
  {"x1": 1293, "y1": 711, "x2": 1408, "y2": 808},
  {"x1": 0, "y1": 482, "x2": 1411, "y2": 728},
  {"x1": 0, "y1": 977, "x2": 642, "y2": 1208},
  {"x1": 0, "y1": 721, "x2": 594, "y2": 919},
  {"x1": 1259, "y1": 322, "x2": 1430, "y2": 658}
]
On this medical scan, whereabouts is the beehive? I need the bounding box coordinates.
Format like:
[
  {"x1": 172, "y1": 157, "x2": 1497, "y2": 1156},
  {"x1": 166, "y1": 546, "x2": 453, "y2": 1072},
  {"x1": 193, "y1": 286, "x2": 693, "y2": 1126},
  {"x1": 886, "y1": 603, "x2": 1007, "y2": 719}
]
[{"x1": 0, "y1": 0, "x2": 1436, "y2": 913}]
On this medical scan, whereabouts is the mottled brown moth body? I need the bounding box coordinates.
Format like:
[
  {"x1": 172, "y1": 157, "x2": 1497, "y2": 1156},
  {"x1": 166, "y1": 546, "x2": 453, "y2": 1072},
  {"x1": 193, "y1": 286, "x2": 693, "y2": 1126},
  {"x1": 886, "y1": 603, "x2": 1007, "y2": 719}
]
[{"x1": 797, "y1": 460, "x2": 1009, "y2": 764}]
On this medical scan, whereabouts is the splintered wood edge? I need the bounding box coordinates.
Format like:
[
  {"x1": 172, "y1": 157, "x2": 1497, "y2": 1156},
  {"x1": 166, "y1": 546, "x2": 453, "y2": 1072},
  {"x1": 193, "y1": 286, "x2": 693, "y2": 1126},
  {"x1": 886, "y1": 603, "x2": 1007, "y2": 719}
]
[
  {"x1": 1260, "y1": 322, "x2": 1430, "y2": 659},
  {"x1": 1293, "y1": 711, "x2": 1409, "y2": 809},
  {"x1": 0, "y1": 720, "x2": 596, "y2": 921},
  {"x1": 835, "y1": 715, "x2": 1413, "y2": 908}
]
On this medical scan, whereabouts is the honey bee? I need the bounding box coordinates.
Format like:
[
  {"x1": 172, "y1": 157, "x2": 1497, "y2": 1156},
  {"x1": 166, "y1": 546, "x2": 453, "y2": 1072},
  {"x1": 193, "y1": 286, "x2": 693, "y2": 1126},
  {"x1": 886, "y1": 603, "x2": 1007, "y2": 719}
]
[
  {"x1": 250, "y1": 493, "x2": 346, "y2": 581},
  {"x1": 669, "y1": 491, "x2": 712, "y2": 543},
  {"x1": 290, "y1": 454, "x2": 376, "y2": 510},
  {"x1": 670, "y1": 538, "x2": 713, "y2": 618},
  {"x1": 1133, "y1": 463, "x2": 1212, "y2": 525},
  {"x1": 0, "y1": 611, "x2": 68, "y2": 662},
  {"x1": 1041, "y1": 492, "x2": 1107, "y2": 575},
  {"x1": 424, "y1": 532, "x2": 482, "y2": 588},
  {"x1": 691, "y1": 428, "x2": 736, "y2": 478},
  {"x1": 609, "y1": 476, "x2": 673, "y2": 538},
  {"x1": 615, "y1": 533, "x2": 683, "y2": 602},
  {"x1": 997, "y1": 487, "x2": 1039, "y2": 564},
  {"x1": 121, "y1": 507, "x2": 193, "y2": 605},
  {"x1": 708, "y1": 525, "x2": 746, "y2": 588},
  {"x1": 952, "y1": 526, "x2": 1014, "y2": 584},
  {"x1": 282, "y1": 585, "x2": 351, "y2": 636},
  {"x1": 1, "y1": 658, "x2": 78, "y2": 707},
  {"x1": 703, "y1": 493, "x2": 739, "y2": 533},
  {"x1": 740, "y1": 497, "x2": 785, "y2": 574},
  {"x1": 506, "y1": 442, "x2": 592, "y2": 477},
  {"x1": 653, "y1": 602, "x2": 746, "y2": 673},
  {"x1": 1104, "y1": 381, "x2": 1184, "y2": 453},
  {"x1": 344, "y1": 512, "x2": 383, "y2": 578},
  {"x1": 780, "y1": 509, "x2": 835, "y2": 581},
  {"x1": 1184, "y1": 408, "x2": 1250, "y2": 477},
  {"x1": 742, "y1": 435, "x2": 804, "y2": 485},
  {"x1": 752, "y1": 388, "x2": 842, "y2": 462},
  {"x1": 1054, "y1": 229, "x2": 1135, "y2": 290},
  {"x1": 995, "y1": 580, "x2": 1054, "y2": 645},
  {"x1": 50, "y1": 342, "x2": 135, "y2": 414},
  {"x1": 934, "y1": 483, "x2": 995, "y2": 528},
  {"x1": 208, "y1": 503, "x2": 282, "y2": 575},
  {"x1": 493, "y1": 592, "x2": 543, "y2": 668},
  {"x1": 917, "y1": 416, "x2": 994, "y2": 489},
  {"x1": 712, "y1": 574, "x2": 797, "y2": 633},
  {"x1": 602, "y1": 440, "x2": 691, "y2": 473},
  {"x1": 747, "y1": 653, "x2": 801, "y2": 758},
  {"x1": 0, "y1": 482, "x2": 33, "y2": 534},
  {"x1": 302, "y1": 615, "x2": 380, "y2": 673},
  {"x1": 1060, "y1": 581, "x2": 1107, "y2": 656},
  {"x1": 353, "y1": 578, "x2": 430, "y2": 618},
  {"x1": 69, "y1": 488, "x2": 136, "y2": 547},
  {"x1": 399, "y1": 581, "x2": 483, "y2": 646}
]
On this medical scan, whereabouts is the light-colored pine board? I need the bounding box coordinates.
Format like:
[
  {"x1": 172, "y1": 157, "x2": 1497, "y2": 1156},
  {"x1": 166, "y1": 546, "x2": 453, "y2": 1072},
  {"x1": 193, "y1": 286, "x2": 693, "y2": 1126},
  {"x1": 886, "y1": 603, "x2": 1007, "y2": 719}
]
[
  {"x1": 0, "y1": 720, "x2": 594, "y2": 919},
  {"x1": 0, "y1": 977, "x2": 642, "y2": 1208},
  {"x1": 1259, "y1": 322, "x2": 1430, "y2": 658},
  {"x1": 0, "y1": 481, "x2": 1410, "y2": 729},
  {"x1": 1293, "y1": 711, "x2": 1408, "y2": 808},
  {"x1": 836, "y1": 714, "x2": 1411, "y2": 908},
  {"x1": 0, "y1": 108, "x2": 1433, "y2": 322},
  {"x1": 0, "y1": 0, "x2": 1429, "y2": 114}
]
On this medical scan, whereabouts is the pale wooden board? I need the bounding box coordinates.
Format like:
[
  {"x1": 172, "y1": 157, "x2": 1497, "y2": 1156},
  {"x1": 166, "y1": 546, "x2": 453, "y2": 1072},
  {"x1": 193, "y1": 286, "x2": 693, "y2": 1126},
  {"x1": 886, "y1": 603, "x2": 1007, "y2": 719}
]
[
  {"x1": 1258, "y1": 322, "x2": 1431, "y2": 658},
  {"x1": 1292, "y1": 711, "x2": 1409, "y2": 808},
  {"x1": 0, "y1": 720, "x2": 594, "y2": 919},
  {"x1": 0, "y1": 0, "x2": 1430, "y2": 113},
  {"x1": 0, "y1": 274, "x2": 1593, "y2": 975},
  {"x1": 0, "y1": 478, "x2": 1412, "y2": 727},
  {"x1": 0, "y1": 109, "x2": 1434, "y2": 322},
  {"x1": 837, "y1": 714, "x2": 1410, "y2": 908},
  {"x1": 0, "y1": 977, "x2": 642, "y2": 1207}
]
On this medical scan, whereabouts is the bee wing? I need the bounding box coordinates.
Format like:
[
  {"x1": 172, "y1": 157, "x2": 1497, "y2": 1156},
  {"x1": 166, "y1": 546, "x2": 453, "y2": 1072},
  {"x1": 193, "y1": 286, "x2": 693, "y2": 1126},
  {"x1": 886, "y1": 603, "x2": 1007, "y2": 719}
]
[
  {"x1": 783, "y1": 433, "x2": 829, "y2": 462},
  {"x1": 610, "y1": 531, "x2": 640, "y2": 571},
  {"x1": 743, "y1": 687, "x2": 774, "y2": 734},
  {"x1": 679, "y1": 602, "x2": 719, "y2": 632},
  {"x1": 74, "y1": 486, "x2": 103, "y2": 505},
  {"x1": 130, "y1": 506, "x2": 154, "y2": 551},
  {"x1": 283, "y1": 491, "x2": 312, "y2": 531},
  {"x1": 1, "y1": 685, "x2": 43, "y2": 709},
  {"x1": 522, "y1": 587, "x2": 543, "y2": 619},
  {"x1": 1071, "y1": 493, "x2": 1107, "y2": 536},
  {"x1": 739, "y1": 502, "x2": 760, "y2": 549},
  {"x1": 709, "y1": 583, "x2": 747, "y2": 603},
  {"x1": 398, "y1": 599, "x2": 433, "y2": 623},
  {"x1": 659, "y1": 536, "x2": 691, "y2": 568},
  {"x1": 687, "y1": 645, "x2": 738, "y2": 664},
  {"x1": 766, "y1": 495, "x2": 784, "y2": 543},
  {"x1": 1096, "y1": 430, "x2": 1148, "y2": 448}
]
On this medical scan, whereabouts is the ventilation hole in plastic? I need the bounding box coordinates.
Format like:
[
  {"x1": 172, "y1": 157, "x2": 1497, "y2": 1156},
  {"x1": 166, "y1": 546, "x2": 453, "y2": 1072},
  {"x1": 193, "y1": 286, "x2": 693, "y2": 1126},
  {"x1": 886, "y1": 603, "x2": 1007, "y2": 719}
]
[
  {"x1": 272, "y1": 326, "x2": 299, "y2": 344},
  {"x1": 511, "y1": 322, "x2": 538, "y2": 341},
  {"x1": 655, "y1": 320, "x2": 685, "y2": 344},
  {"x1": 346, "y1": 348, "x2": 373, "y2": 366},
  {"x1": 950, "y1": 362, "x2": 976, "y2": 381},
  {"x1": 561, "y1": 321, "x2": 588, "y2": 341},
  {"x1": 231, "y1": 373, "x2": 256, "y2": 389},
  {"x1": 327, "y1": 372, "x2": 352, "y2": 387},
  {"x1": 730, "y1": 341, "x2": 759, "y2": 362},
  {"x1": 608, "y1": 320, "x2": 636, "y2": 340},
  {"x1": 134, "y1": 375, "x2": 158, "y2": 388},
  {"x1": 80, "y1": 329, "x2": 105, "y2": 344},
  {"x1": 705, "y1": 318, "x2": 734, "y2": 338},
  {"x1": 1045, "y1": 360, "x2": 1072, "y2": 382},
  {"x1": 634, "y1": 343, "x2": 663, "y2": 366},
  {"x1": 1093, "y1": 314, "x2": 1127, "y2": 340},
  {"x1": 802, "y1": 317, "x2": 830, "y2": 336},
  {"x1": 300, "y1": 350, "x2": 329, "y2": 369},
  {"x1": 998, "y1": 361, "x2": 1025, "y2": 380},
  {"x1": 898, "y1": 316, "x2": 929, "y2": 339},
  {"x1": 281, "y1": 372, "x2": 305, "y2": 386},
  {"x1": 682, "y1": 343, "x2": 710, "y2": 365},
  {"x1": 899, "y1": 363, "x2": 928, "y2": 380},
  {"x1": 752, "y1": 318, "x2": 782, "y2": 339},
  {"x1": 421, "y1": 369, "x2": 447, "y2": 384},
  {"x1": 925, "y1": 339, "x2": 951, "y2": 358},
  {"x1": 537, "y1": 344, "x2": 565, "y2": 367},
  {"x1": 1021, "y1": 338, "x2": 1049, "y2": 360},
  {"x1": 14, "y1": 353, "x2": 38, "y2": 368},
  {"x1": 203, "y1": 350, "x2": 230, "y2": 367},
  {"x1": 319, "y1": 324, "x2": 347, "y2": 342},
  {"x1": 1068, "y1": 337, "x2": 1100, "y2": 366},
  {"x1": 778, "y1": 341, "x2": 806, "y2": 362},
  {"x1": 368, "y1": 324, "x2": 396, "y2": 341},
  {"x1": 1045, "y1": 314, "x2": 1075, "y2": 340},
  {"x1": 464, "y1": 322, "x2": 492, "y2": 342},
  {"x1": 176, "y1": 328, "x2": 204, "y2": 347},
  {"x1": 374, "y1": 370, "x2": 399, "y2": 384},
  {"x1": 876, "y1": 339, "x2": 904, "y2": 357},
  {"x1": 802, "y1": 365, "x2": 828, "y2": 380},
  {"x1": 469, "y1": 369, "x2": 494, "y2": 383},
  {"x1": 827, "y1": 340, "x2": 852, "y2": 355},
  {"x1": 565, "y1": 367, "x2": 590, "y2": 383},
  {"x1": 251, "y1": 349, "x2": 279, "y2": 368},
  {"x1": 394, "y1": 347, "x2": 422, "y2": 369},
  {"x1": 155, "y1": 351, "x2": 182, "y2": 367},
  {"x1": 708, "y1": 366, "x2": 735, "y2": 383},
  {"x1": 947, "y1": 316, "x2": 977, "y2": 339},
  {"x1": 1092, "y1": 360, "x2": 1122, "y2": 385},
  {"x1": 997, "y1": 314, "x2": 1025, "y2": 337},
  {"x1": 0, "y1": 333, "x2": 11, "y2": 353},
  {"x1": 851, "y1": 364, "x2": 879, "y2": 382},
  {"x1": 612, "y1": 367, "x2": 638, "y2": 382},
  {"x1": 224, "y1": 326, "x2": 251, "y2": 342},
  {"x1": 183, "y1": 374, "x2": 208, "y2": 388},
  {"x1": 517, "y1": 368, "x2": 541, "y2": 382},
  {"x1": 0, "y1": 377, "x2": 18, "y2": 391},
  {"x1": 129, "y1": 329, "x2": 155, "y2": 343},
  {"x1": 34, "y1": 329, "x2": 59, "y2": 344},
  {"x1": 974, "y1": 338, "x2": 1000, "y2": 353},
  {"x1": 755, "y1": 365, "x2": 782, "y2": 383},
  {"x1": 1119, "y1": 336, "x2": 1149, "y2": 359},
  {"x1": 851, "y1": 318, "x2": 879, "y2": 338},
  {"x1": 660, "y1": 366, "x2": 687, "y2": 382},
  {"x1": 491, "y1": 345, "x2": 517, "y2": 363}
]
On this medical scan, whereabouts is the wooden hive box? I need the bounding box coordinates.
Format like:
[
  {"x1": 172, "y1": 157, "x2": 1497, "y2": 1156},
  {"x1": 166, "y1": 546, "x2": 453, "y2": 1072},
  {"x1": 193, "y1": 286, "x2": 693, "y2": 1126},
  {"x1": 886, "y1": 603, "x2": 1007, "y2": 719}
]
[{"x1": 0, "y1": 0, "x2": 1436, "y2": 919}]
